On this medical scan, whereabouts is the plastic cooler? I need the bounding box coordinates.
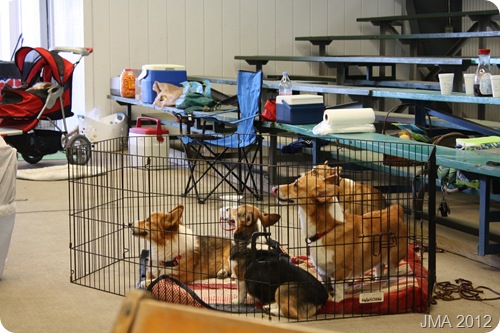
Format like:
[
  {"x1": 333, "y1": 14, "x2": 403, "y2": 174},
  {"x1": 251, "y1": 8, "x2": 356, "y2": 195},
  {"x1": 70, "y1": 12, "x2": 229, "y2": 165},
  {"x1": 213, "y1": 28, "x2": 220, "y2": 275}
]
[
  {"x1": 128, "y1": 117, "x2": 169, "y2": 168},
  {"x1": 276, "y1": 94, "x2": 324, "y2": 125},
  {"x1": 138, "y1": 64, "x2": 187, "y2": 104}
]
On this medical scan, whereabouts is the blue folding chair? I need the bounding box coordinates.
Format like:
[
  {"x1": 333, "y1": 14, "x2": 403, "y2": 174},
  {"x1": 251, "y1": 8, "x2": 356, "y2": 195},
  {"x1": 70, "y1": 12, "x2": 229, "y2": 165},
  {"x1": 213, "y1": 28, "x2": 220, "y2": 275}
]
[{"x1": 180, "y1": 70, "x2": 263, "y2": 203}]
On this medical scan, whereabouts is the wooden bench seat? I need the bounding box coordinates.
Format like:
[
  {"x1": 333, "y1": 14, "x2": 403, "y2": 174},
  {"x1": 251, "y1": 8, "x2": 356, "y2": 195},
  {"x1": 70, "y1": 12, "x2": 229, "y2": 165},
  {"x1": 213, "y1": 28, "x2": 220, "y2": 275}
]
[
  {"x1": 357, "y1": 9, "x2": 499, "y2": 24},
  {"x1": 234, "y1": 54, "x2": 500, "y2": 89},
  {"x1": 294, "y1": 31, "x2": 500, "y2": 57},
  {"x1": 356, "y1": 9, "x2": 500, "y2": 34},
  {"x1": 187, "y1": 75, "x2": 371, "y2": 97}
]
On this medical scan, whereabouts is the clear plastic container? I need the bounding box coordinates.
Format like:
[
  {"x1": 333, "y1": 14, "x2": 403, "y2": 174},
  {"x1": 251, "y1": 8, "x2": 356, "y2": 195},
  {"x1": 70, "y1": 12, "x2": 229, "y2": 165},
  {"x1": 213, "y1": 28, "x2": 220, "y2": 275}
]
[
  {"x1": 120, "y1": 68, "x2": 136, "y2": 98},
  {"x1": 474, "y1": 49, "x2": 492, "y2": 97},
  {"x1": 278, "y1": 71, "x2": 292, "y2": 96}
]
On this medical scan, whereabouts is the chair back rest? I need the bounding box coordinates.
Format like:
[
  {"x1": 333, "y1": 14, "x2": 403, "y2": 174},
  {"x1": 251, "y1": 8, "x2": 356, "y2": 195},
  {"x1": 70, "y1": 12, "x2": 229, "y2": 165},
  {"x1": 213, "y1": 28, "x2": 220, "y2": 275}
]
[{"x1": 235, "y1": 70, "x2": 262, "y2": 136}]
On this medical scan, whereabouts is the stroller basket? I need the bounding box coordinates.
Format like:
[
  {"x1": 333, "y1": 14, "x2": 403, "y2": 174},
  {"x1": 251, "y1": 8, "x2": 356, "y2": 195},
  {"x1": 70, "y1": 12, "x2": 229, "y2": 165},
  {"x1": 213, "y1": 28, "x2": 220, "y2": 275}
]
[{"x1": 5, "y1": 129, "x2": 62, "y2": 156}]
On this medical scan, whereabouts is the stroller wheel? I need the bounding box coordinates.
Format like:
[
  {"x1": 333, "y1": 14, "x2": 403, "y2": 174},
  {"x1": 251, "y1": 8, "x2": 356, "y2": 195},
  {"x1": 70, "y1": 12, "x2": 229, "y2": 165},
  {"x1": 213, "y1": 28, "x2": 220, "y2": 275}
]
[
  {"x1": 66, "y1": 134, "x2": 92, "y2": 165},
  {"x1": 22, "y1": 154, "x2": 44, "y2": 164}
]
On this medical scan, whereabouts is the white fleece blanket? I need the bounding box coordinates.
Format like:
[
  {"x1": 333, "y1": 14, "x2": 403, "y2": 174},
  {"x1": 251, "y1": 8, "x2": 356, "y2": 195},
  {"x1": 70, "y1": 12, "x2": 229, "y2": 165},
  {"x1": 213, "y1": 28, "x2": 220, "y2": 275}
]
[
  {"x1": 0, "y1": 137, "x2": 16, "y2": 207},
  {"x1": 16, "y1": 164, "x2": 105, "y2": 181},
  {"x1": 0, "y1": 137, "x2": 17, "y2": 278}
]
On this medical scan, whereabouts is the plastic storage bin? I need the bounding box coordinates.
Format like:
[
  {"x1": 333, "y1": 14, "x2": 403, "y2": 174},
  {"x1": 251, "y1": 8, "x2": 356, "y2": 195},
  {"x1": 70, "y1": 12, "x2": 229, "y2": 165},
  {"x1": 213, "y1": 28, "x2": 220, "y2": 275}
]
[
  {"x1": 79, "y1": 112, "x2": 128, "y2": 151},
  {"x1": 276, "y1": 95, "x2": 324, "y2": 125},
  {"x1": 128, "y1": 117, "x2": 170, "y2": 168},
  {"x1": 138, "y1": 64, "x2": 187, "y2": 104}
]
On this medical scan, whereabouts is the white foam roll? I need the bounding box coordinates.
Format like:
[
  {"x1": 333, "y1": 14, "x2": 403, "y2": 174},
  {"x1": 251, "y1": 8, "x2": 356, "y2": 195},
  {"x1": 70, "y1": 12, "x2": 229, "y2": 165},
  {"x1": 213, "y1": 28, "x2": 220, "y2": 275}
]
[{"x1": 322, "y1": 108, "x2": 375, "y2": 126}]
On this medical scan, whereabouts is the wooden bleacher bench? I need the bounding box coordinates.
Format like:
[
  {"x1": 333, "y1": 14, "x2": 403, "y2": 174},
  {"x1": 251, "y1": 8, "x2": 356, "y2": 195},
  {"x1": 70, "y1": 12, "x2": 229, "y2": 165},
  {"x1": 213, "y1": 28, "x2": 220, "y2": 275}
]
[
  {"x1": 294, "y1": 31, "x2": 500, "y2": 57},
  {"x1": 356, "y1": 9, "x2": 500, "y2": 34},
  {"x1": 234, "y1": 54, "x2": 500, "y2": 88},
  {"x1": 187, "y1": 75, "x2": 372, "y2": 97},
  {"x1": 264, "y1": 74, "x2": 442, "y2": 91}
]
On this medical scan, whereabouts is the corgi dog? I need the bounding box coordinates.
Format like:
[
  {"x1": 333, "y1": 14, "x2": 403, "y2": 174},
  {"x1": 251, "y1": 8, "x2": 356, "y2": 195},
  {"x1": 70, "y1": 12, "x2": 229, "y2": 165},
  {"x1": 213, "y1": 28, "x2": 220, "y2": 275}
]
[
  {"x1": 129, "y1": 205, "x2": 232, "y2": 285},
  {"x1": 272, "y1": 174, "x2": 407, "y2": 298},
  {"x1": 228, "y1": 205, "x2": 328, "y2": 319},
  {"x1": 26, "y1": 82, "x2": 54, "y2": 91},
  {"x1": 304, "y1": 161, "x2": 387, "y2": 215}
]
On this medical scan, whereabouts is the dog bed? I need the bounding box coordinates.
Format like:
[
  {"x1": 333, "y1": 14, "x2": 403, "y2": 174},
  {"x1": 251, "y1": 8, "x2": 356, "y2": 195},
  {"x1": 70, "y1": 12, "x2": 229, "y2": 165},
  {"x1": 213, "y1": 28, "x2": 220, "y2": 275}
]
[{"x1": 146, "y1": 244, "x2": 429, "y2": 316}]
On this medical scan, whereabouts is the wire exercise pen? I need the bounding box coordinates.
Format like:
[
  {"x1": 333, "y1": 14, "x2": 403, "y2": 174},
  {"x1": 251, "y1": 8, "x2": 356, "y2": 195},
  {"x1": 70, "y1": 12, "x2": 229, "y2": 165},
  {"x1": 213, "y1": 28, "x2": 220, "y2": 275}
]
[{"x1": 68, "y1": 133, "x2": 436, "y2": 321}]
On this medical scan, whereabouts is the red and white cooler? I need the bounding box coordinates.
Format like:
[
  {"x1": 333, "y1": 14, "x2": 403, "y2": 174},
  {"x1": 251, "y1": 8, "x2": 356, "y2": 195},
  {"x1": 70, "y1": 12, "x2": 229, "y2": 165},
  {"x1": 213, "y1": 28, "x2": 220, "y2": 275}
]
[{"x1": 128, "y1": 117, "x2": 169, "y2": 168}]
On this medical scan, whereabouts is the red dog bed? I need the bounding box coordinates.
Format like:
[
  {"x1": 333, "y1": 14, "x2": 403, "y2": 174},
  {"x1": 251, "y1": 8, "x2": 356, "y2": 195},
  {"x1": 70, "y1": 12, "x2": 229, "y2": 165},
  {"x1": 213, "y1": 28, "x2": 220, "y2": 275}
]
[{"x1": 148, "y1": 244, "x2": 429, "y2": 316}]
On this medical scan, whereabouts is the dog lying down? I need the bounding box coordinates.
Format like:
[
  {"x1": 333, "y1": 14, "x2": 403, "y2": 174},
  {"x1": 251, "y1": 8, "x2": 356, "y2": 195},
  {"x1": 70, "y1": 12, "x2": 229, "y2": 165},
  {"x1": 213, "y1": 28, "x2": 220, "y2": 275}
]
[
  {"x1": 304, "y1": 161, "x2": 387, "y2": 215},
  {"x1": 272, "y1": 173, "x2": 408, "y2": 299},
  {"x1": 129, "y1": 205, "x2": 232, "y2": 285},
  {"x1": 228, "y1": 205, "x2": 328, "y2": 319}
]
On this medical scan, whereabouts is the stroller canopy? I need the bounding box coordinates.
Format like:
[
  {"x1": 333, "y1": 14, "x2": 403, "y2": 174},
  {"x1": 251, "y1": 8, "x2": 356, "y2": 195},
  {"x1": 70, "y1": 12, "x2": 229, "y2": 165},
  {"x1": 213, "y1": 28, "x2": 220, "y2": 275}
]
[{"x1": 16, "y1": 47, "x2": 74, "y2": 86}]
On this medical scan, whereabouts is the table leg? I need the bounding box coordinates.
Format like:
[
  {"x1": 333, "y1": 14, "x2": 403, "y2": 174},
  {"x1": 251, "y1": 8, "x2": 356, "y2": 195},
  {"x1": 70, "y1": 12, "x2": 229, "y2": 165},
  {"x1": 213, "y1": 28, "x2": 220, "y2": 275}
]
[
  {"x1": 269, "y1": 134, "x2": 277, "y2": 186},
  {"x1": 478, "y1": 176, "x2": 491, "y2": 256}
]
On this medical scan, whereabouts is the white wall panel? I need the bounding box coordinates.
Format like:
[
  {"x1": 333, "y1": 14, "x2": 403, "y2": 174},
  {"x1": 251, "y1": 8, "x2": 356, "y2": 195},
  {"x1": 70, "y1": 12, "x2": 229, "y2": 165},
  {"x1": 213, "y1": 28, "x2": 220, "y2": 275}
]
[
  {"x1": 129, "y1": 0, "x2": 149, "y2": 69},
  {"x1": 257, "y1": 0, "x2": 277, "y2": 75},
  {"x1": 327, "y1": 0, "x2": 347, "y2": 56},
  {"x1": 240, "y1": 0, "x2": 259, "y2": 69},
  {"x1": 147, "y1": 0, "x2": 168, "y2": 64},
  {"x1": 204, "y1": 0, "x2": 223, "y2": 76},
  {"x1": 90, "y1": 1, "x2": 113, "y2": 114},
  {"x1": 221, "y1": 1, "x2": 240, "y2": 77},
  {"x1": 292, "y1": 1, "x2": 312, "y2": 75},
  {"x1": 185, "y1": 0, "x2": 204, "y2": 75},
  {"x1": 309, "y1": 0, "x2": 329, "y2": 74},
  {"x1": 274, "y1": 0, "x2": 294, "y2": 75},
  {"x1": 166, "y1": 1, "x2": 187, "y2": 66}
]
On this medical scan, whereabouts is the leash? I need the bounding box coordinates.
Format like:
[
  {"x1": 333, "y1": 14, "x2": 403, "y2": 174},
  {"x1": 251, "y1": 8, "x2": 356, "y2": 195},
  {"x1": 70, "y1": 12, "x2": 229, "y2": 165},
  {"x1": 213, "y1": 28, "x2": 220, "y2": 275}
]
[
  {"x1": 160, "y1": 255, "x2": 182, "y2": 267},
  {"x1": 433, "y1": 278, "x2": 500, "y2": 303},
  {"x1": 250, "y1": 232, "x2": 290, "y2": 264}
]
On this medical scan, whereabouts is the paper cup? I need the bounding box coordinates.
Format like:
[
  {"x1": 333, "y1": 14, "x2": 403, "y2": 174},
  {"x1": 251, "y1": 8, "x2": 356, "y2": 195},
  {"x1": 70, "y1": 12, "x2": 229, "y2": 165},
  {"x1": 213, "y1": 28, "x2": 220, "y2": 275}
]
[
  {"x1": 438, "y1": 73, "x2": 454, "y2": 95},
  {"x1": 490, "y1": 75, "x2": 500, "y2": 98},
  {"x1": 463, "y1": 73, "x2": 475, "y2": 95}
]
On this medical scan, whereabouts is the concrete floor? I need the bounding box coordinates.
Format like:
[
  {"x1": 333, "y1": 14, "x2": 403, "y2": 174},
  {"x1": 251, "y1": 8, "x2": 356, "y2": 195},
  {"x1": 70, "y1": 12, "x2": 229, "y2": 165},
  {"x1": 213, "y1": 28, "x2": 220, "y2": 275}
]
[{"x1": 0, "y1": 158, "x2": 499, "y2": 333}]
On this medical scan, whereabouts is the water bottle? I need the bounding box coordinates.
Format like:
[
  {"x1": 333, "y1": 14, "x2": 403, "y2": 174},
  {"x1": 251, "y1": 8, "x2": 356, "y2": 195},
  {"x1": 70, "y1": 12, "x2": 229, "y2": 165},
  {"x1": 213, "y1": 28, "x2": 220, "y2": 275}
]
[
  {"x1": 474, "y1": 48, "x2": 492, "y2": 97},
  {"x1": 278, "y1": 71, "x2": 292, "y2": 96}
]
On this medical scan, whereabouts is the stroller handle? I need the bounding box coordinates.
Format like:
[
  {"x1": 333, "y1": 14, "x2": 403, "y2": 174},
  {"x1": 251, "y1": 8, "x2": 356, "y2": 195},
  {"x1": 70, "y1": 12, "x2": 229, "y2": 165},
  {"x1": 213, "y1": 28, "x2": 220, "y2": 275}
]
[{"x1": 51, "y1": 47, "x2": 93, "y2": 57}]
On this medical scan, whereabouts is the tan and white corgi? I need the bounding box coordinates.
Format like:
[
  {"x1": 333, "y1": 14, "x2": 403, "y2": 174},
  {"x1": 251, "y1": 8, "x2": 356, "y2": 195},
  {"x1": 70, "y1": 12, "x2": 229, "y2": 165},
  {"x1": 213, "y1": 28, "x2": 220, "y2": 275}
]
[{"x1": 272, "y1": 174, "x2": 407, "y2": 298}]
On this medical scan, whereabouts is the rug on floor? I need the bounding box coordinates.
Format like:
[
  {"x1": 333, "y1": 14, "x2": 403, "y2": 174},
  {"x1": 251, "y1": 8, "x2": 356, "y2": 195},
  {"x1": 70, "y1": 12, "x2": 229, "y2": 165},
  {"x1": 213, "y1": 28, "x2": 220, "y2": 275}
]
[{"x1": 16, "y1": 164, "x2": 105, "y2": 181}]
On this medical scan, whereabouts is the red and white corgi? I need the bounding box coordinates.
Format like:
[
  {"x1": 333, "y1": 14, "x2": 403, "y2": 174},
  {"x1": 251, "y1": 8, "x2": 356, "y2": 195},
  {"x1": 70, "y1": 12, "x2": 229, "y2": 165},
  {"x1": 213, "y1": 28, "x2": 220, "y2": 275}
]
[{"x1": 130, "y1": 205, "x2": 232, "y2": 285}]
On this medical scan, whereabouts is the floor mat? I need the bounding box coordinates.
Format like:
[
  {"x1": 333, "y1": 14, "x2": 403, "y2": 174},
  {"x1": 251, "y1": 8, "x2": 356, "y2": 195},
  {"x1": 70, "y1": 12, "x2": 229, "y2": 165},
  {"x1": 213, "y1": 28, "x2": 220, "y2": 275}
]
[{"x1": 17, "y1": 164, "x2": 105, "y2": 181}]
